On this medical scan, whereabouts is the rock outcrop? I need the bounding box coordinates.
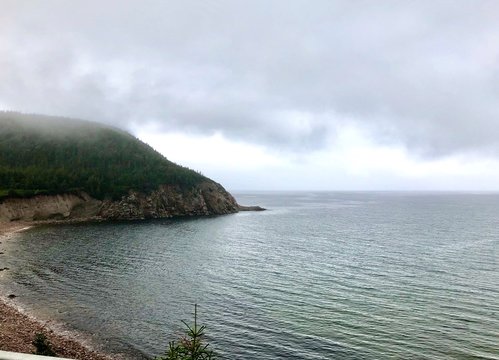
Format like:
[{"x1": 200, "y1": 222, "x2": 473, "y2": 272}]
[
  {"x1": 0, "y1": 192, "x2": 102, "y2": 222},
  {"x1": 99, "y1": 182, "x2": 239, "y2": 220},
  {"x1": 0, "y1": 181, "x2": 247, "y2": 223},
  {"x1": 238, "y1": 205, "x2": 266, "y2": 211}
]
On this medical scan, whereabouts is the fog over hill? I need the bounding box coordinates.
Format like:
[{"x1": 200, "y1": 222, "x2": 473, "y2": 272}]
[
  {"x1": 0, "y1": 112, "x2": 247, "y2": 222},
  {"x1": 0, "y1": 111, "x2": 208, "y2": 200},
  {"x1": 2, "y1": 1, "x2": 499, "y2": 190}
]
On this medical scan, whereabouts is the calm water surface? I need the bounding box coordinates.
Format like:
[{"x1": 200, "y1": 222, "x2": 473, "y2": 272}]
[{"x1": 1, "y1": 192, "x2": 498, "y2": 359}]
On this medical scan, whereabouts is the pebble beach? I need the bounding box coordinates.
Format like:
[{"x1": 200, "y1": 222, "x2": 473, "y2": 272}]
[{"x1": 0, "y1": 222, "x2": 115, "y2": 360}]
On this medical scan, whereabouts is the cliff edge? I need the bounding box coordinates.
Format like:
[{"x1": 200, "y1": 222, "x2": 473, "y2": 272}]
[
  {"x1": 0, "y1": 112, "x2": 263, "y2": 222},
  {"x1": 0, "y1": 182, "x2": 243, "y2": 222}
]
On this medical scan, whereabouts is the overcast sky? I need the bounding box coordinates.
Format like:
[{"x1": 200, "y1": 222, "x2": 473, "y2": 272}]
[{"x1": 2, "y1": 0, "x2": 499, "y2": 190}]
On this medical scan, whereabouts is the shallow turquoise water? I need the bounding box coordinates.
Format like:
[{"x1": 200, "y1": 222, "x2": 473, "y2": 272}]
[{"x1": 1, "y1": 192, "x2": 498, "y2": 359}]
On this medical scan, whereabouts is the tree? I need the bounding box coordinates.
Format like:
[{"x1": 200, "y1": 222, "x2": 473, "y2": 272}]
[
  {"x1": 156, "y1": 304, "x2": 216, "y2": 360},
  {"x1": 33, "y1": 333, "x2": 56, "y2": 356}
]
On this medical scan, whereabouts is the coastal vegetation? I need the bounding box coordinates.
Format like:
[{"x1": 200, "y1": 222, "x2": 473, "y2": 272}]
[
  {"x1": 156, "y1": 305, "x2": 216, "y2": 360},
  {"x1": 32, "y1": 333, "x2": 56, "y2": 357},
  {"x1": 0, "y1": 112, "x2": 207, "y2": 201}
]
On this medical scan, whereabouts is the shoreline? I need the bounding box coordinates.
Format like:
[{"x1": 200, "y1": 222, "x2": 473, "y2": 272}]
[
  {"x1": 0, "y1": 220, "x2": 34, "y2": 237},
  {"x1": 0, "y1": 221, "x2": 118, "y2": 360}
]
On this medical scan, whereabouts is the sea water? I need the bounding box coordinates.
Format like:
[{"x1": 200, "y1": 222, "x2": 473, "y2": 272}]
[{"x1": 1, "y1": 192, "x2": 498, "y2": 359}]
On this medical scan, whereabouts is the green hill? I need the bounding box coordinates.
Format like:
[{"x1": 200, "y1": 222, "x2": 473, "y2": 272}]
[{"x1": 0, "y1": 112, "x2": 208, "y2": 200}]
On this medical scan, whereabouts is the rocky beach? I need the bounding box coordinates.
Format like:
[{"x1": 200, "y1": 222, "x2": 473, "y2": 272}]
[{"x1": 0, "y1": 222, "x2": 115, "y2": 359}]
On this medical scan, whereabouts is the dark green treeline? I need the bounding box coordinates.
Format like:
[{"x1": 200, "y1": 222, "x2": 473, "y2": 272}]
[{"x1": 0, "y1": 112, "x2": 206, "y2": 200}]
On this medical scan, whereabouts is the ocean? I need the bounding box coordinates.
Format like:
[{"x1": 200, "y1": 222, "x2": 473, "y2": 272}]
[{"x1": 1, "y1": 192, "x2": 498, "y2": 359}]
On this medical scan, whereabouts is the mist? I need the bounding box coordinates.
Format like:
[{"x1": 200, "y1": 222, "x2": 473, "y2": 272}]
[{"x1": 2, "y1": 1, "x2": 499, "y2": 190}]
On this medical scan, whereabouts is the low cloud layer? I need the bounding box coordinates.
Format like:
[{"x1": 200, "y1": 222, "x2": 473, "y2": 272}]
[{"x1": 2, "y1": 0, "x2": 499, "y2": 157}]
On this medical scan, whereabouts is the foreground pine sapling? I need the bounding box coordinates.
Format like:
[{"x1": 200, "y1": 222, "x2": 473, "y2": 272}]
[
  {"x1": 156, "y1": 304, "x2": 216, "y2": 360},
  {"x1": 33, "y1": 333, "x2": 56, "y2": 356}
]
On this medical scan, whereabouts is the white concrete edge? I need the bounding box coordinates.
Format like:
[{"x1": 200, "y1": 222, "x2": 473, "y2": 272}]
[{"x1": 0, "y1": 350, "x2": 73, "y2": 360}]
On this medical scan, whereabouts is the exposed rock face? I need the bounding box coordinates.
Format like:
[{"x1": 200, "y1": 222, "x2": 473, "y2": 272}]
[
  {"x1": 0, "y1": 192, "x2": 102, "y2": 222},
  {"x1": 0, "y1": 181, "x2": 242, "y2": 222},
  {"x1": 238, "y1": 205, "x2": 266, "y2": 211},
  {"x1": 99, "y1": 182, "x2": 239, "y2": 220}
]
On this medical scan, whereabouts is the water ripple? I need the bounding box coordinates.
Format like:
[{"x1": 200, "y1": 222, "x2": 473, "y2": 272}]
[{"x1": 2, "y1": 192, "x2": 499, "y2": 359}]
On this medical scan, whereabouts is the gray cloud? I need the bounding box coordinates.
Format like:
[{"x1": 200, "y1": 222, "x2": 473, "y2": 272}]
[{"x1": 1, "y1": 0, "x2": 499, "y2": 155}]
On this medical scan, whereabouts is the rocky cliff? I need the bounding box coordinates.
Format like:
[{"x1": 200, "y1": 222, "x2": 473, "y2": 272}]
[
  {"x1": 0, "y1": 181, "x2": 243, "y2": 223},
  {"x1": 0, "y1": 112, "x2": 264, "y2": 223}
]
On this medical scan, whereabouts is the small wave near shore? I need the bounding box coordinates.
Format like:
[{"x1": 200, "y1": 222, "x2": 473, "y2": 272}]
[{"x1": 0, "y1": 221, "x2": 117, "y2": 360}]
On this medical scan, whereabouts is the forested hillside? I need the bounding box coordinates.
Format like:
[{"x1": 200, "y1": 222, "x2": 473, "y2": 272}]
[{"x1": 0, "y1": 112, "x2": 207, "y2": 200}]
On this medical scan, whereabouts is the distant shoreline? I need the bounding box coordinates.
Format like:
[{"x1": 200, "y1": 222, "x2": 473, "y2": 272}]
[
  {"x1": 0, "y1": 221, "x2": 34, "y2": 237},
  {"x1": 0, "y1": 221, "x2": 116, "y2": 359}
]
